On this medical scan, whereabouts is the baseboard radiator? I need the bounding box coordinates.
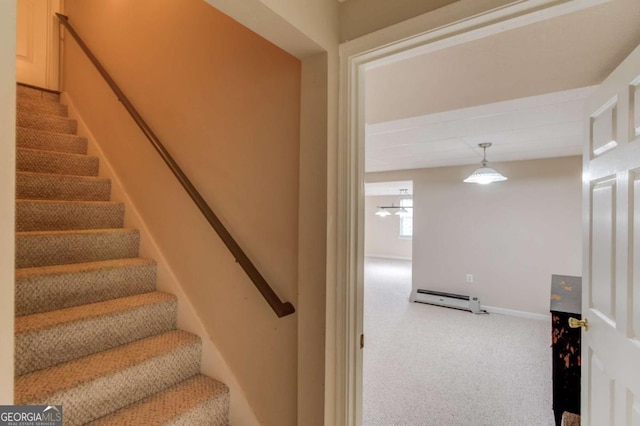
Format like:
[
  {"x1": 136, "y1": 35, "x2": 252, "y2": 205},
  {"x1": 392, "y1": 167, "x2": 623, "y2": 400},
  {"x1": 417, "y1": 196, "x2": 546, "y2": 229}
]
[{"x1": 411, "y1": 289, "x2": 482, "y2": 314}]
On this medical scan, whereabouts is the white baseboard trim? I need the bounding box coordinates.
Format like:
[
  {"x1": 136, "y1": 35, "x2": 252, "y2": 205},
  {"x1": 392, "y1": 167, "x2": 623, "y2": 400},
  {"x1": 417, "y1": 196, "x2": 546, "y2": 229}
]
[
  {"x1": 481, "y1": 305, "x2": 550, "y2": 322},
  {"x1": 365, "y1": 254, "x2": 412, "y2": 261}
]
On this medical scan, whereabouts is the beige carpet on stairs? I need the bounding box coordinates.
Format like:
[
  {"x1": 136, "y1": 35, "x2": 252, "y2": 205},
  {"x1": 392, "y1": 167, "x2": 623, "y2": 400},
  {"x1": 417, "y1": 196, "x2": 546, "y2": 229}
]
[{"x1": 14, "y1": 84, "x2": 230, "y2": 425}]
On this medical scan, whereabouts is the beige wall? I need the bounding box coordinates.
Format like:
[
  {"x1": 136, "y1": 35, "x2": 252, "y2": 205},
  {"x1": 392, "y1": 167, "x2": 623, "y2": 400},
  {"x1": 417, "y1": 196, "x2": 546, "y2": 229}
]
[
  {"x1": 203, "y1": 0, "x2": 338, "y2": 57},
  {"x1": 339, "y1": 0, "x2": 459, "y2": 42},
  {"x1": 0, "y1": 0, "x2": 16, "y2": 405},
  {"x1": 365, "y1": 195, "x2": 412, "y2": 260},
  {"x1": 197, "y1": 2, "x2": 339, "y2": 425},
  {"x1": 202, "y1": 3, "x2": 339, "y2": 425},
  {"x1": 63, "y1": 0, "x2": 302, "y2": 424},
  {"x1": 367, "y1": 156, "x2": 582, "y2": 315}
]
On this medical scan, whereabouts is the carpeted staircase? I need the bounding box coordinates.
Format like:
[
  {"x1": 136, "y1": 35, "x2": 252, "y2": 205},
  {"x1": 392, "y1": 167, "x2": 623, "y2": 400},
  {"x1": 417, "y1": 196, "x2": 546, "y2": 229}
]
[{"x1": 14, "y1": 84, "x2": 230, "y2": 425}]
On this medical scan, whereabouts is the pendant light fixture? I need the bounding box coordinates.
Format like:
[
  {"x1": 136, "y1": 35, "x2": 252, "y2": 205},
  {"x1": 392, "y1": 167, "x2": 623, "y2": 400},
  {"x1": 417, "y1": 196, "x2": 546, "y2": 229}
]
[
  {"x1": 374, "y1": 189, "x2": 413, "y2": 217},
  {"x1": 375, "y1": 208, "x2": 392, "y2": 217},
  {"x1": 463, "y1": 142, "x2": 508, "y2": 184}
]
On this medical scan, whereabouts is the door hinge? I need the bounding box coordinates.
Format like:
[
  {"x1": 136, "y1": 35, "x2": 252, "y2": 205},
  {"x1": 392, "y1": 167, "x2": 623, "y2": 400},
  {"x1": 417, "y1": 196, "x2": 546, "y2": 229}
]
[{"x1": 360, "y1": 333, "x2": 364, "y2": 349}]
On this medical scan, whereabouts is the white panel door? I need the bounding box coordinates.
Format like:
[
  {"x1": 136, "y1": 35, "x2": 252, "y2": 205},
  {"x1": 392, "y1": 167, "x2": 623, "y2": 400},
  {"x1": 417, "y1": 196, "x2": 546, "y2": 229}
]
[
  {"x1": 16, "y1": 0, "x2": 60, "y2": 89},
  {"x1": 583, "y1": 42, "x2": 640, "y2": 426}
]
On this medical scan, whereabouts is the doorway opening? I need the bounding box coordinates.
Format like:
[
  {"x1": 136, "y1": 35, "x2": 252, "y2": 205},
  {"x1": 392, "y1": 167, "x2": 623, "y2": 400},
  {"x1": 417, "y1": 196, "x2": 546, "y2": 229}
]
[{"x1": 338, "y1": 2, "x2": 628, "y2": 422}]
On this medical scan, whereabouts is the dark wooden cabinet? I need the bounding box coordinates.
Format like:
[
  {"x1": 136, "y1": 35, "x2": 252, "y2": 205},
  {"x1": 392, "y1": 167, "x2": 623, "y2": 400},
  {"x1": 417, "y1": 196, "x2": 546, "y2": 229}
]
[{"x1": 550, "y1": 274, "x2": 581, "y2": 426}]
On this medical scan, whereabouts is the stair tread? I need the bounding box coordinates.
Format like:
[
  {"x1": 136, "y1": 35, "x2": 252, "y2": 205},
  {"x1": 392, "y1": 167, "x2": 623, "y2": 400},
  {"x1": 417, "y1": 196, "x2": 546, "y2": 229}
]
[
  {"x1": 16, "y1": 199, "x2": 124, "y2": 232},
  {"x1": 16, "y1": 291, "x2": 175, "y2": 335},
  {"x1": 17, "y1": 111, "x2": 77, "y2": 134},
  {"x1": 15, "y1": 258, "x2": 155, "y2": 277},
  {"x1": 15, "y1": 258, "x2": 157, "y2": 317},
  {"x1": 17, "y1": 110, "x2": 74, "y2": 122},
  {"x1": 15, "y1": 330, "x2": 199, "y2": 403},
  {"x1": 17, "y1": 199, "x2": 120, "y2": 207},
  {"x1": 17, "y1": 125, "x2": 84, "y2": 139},
  {"x1": 17, "y1": 85, "x2": 60, "y2": 97},
  {"x1": 88, "y1": 375, "x2": 229, "y2": 426},
  {"x1": 16, "y1": 93, "x2": 61, "y2": 104},
  {"x1": 17, "y1": 171, "x2": 111, "y2": 202},
  {"x1": 17, "y1": 170, "x2": 108, "y2": 182},
  {"x1": 17, "y1": 98, "x2": 68, "y2": 117},
  {"x1": 15, "y1": 228, "x2": 140, "y2": 269},
  {"x1": 16, "y1": 227, "x2": 137, "y2": 237},
  {"x1": 17, "y1": 147, "x2": 99, "y2": 177},
  {"x1": 17, "y1": 127, "x2": 88, "y2": 155},
  {"x1": 17, "y1": 146, "x2": 94, "y2": 160}
]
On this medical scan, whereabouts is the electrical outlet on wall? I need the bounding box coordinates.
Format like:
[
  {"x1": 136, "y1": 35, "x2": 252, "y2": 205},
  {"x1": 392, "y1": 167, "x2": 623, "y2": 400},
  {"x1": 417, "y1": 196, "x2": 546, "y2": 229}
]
[{"x1": 466, "y1": 274, "x2": 473, "y2": 283}]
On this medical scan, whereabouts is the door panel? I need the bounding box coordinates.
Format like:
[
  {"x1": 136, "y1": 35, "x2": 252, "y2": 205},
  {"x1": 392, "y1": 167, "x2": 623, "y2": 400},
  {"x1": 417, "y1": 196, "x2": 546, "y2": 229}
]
[
  {"x1": 584, "y1": 42, "x2": 640, "y2": 426},
  {"x1": 632, "y1": 82, "x2": 640, "y2": 139},
  {"x1": 631, "y1": 394, "x2": 640, "y2": 426},
  {"x1": 591, "y1": 178, "x2": 616, "y2": 322},
  {"x1": 16, "y1": 0, "x2": 60, "y2": 89},
  {"x1": 588, "y1": 351, "x2": 614, "y2": 426},
  {"x1": 633, "y1": 174, "x2": 640, "y2": 340},
  {"x1": 16, "y1": 1, "x2": 32, "y2": 61},
  {"x1": 591, "y1": 99, "x2": 618, "y2": 156}
]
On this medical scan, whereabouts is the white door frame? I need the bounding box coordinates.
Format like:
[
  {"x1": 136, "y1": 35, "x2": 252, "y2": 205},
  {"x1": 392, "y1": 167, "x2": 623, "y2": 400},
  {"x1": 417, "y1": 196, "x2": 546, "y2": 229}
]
[{"x1": 332, "y1": 0, "x2": 610, "y2": 424}]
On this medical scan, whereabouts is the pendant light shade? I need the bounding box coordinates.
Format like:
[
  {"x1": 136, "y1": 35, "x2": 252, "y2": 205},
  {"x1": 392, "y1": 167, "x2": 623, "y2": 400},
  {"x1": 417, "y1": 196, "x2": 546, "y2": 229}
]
[
  {"x1": 463, "y1": 143, "x2": 507, "y2": 184},
  {"x1": 375, "y1": 208, "x2": 391, "y2": 217}
]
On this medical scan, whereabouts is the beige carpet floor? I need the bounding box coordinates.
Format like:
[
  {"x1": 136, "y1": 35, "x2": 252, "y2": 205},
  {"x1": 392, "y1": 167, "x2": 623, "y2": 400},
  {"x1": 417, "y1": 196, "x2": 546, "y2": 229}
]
[{"x1": 363, "y1": 257, "x2": 556, "y2": 426}]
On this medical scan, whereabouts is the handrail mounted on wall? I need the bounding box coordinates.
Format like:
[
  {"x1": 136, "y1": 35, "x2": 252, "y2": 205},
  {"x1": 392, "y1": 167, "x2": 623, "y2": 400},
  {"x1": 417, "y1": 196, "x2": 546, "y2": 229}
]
[{"x1": 56, "y1": 13, "x2": 295, "y2": 318}]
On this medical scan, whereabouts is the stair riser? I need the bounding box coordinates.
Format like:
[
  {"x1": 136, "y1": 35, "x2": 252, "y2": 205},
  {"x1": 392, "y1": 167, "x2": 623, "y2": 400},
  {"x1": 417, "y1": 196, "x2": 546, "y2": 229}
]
[
  {"x1": 16, "y1": 299, "x2": 178, "y2": 376},
  {"x1": 87, "y1": 375, "x2": 229, "y2": 426},
  {"x1": 16, "y1": 231, "x2": 140, "y2": 268},
  {"x1": 22, "y1": 342, "x2": 201, "y2": 426},
  {"x1": 168, "y1": 398, "x2": 230, "y2": 426},
  {"x1": 17, "y1": 86, "x2": 60, "y2": 102},
  {"x1": 17, "y1": 149, "x2": 99, "y2": 177},
  {"x1": 16, "y1": 262, "x2": 157, "y2": 316},
  {"x1": 18, "y1": 97, "x2": 68, "y2": 117},
  {"x1": 17, "y1": 127, "x2": 88, "y2": 155},
  {"x1": 16, "y1": 173, "x2": 111, "y2": 202},
  {"x1": 16, "y1": 202, "x2": 124, "y2": 232},
  {"x1": 18, "y1": 112, "x2": 77, "y2": 134}
]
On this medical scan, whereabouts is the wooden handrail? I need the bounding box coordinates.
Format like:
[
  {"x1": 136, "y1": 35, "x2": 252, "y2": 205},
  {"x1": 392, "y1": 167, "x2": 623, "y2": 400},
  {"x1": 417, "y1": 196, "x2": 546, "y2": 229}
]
[{"x1": 56, "y1": 13, "x2": 295, "y2": 318}]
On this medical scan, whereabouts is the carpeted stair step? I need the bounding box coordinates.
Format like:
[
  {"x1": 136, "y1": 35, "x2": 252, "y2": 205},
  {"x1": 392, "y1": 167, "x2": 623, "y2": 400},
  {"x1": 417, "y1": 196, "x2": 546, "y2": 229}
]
[
  {"x1": 16, "y1": 200, "x2": 124, "y2": 232},
  {"x1": 15, "y1": 330, "x2": 202, "y2": 426},
  {"x1": 17, "y1": 85, "x2": 60, "y2": 102},
  {"x1": 16, "y1": 228, "x2": 140, "y2": 268},
  {"x1": 17, "y1": 110, "x2": 77, "y2": 134},
  {"x1": 88, "y1": 375, "x2": 230, "y2": 426},
  {"x1": 15, "y1": 258, "x2": 157, "y2": 316},
  {"x1": 16, "y1": 171, "x2": 111, "y2": 201},
  {"x1": 15, "y1": 292, "x2": 178, "y2": 375},
  {"x1": 17, "y1": 147, "x2": 99, "y2": 176},
  {"x1": 17, "y1": 127, "x2": 88, "y2": 155},
  {"x1": 17, "y1": 96, "x2": 68, "y2": 117}
]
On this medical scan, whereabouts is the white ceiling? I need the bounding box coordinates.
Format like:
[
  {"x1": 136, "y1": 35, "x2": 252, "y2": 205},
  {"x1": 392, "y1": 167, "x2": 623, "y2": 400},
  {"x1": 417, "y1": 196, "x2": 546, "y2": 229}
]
[
  {"x1": 364, "y1": 0, "x2": 640, "y2": 173},
  {"x1": 364, "y1": 181, "x2": 413, "y2": 196},
  {"x1": 366, "y1": 86, "x2": 595, "y2": 172}
]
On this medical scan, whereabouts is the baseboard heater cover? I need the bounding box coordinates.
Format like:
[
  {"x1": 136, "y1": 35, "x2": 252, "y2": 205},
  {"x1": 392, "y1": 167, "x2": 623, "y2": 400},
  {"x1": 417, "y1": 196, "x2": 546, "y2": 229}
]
[{"x1": 411, "y1": 289, "x2": 482, "y2": 314}]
